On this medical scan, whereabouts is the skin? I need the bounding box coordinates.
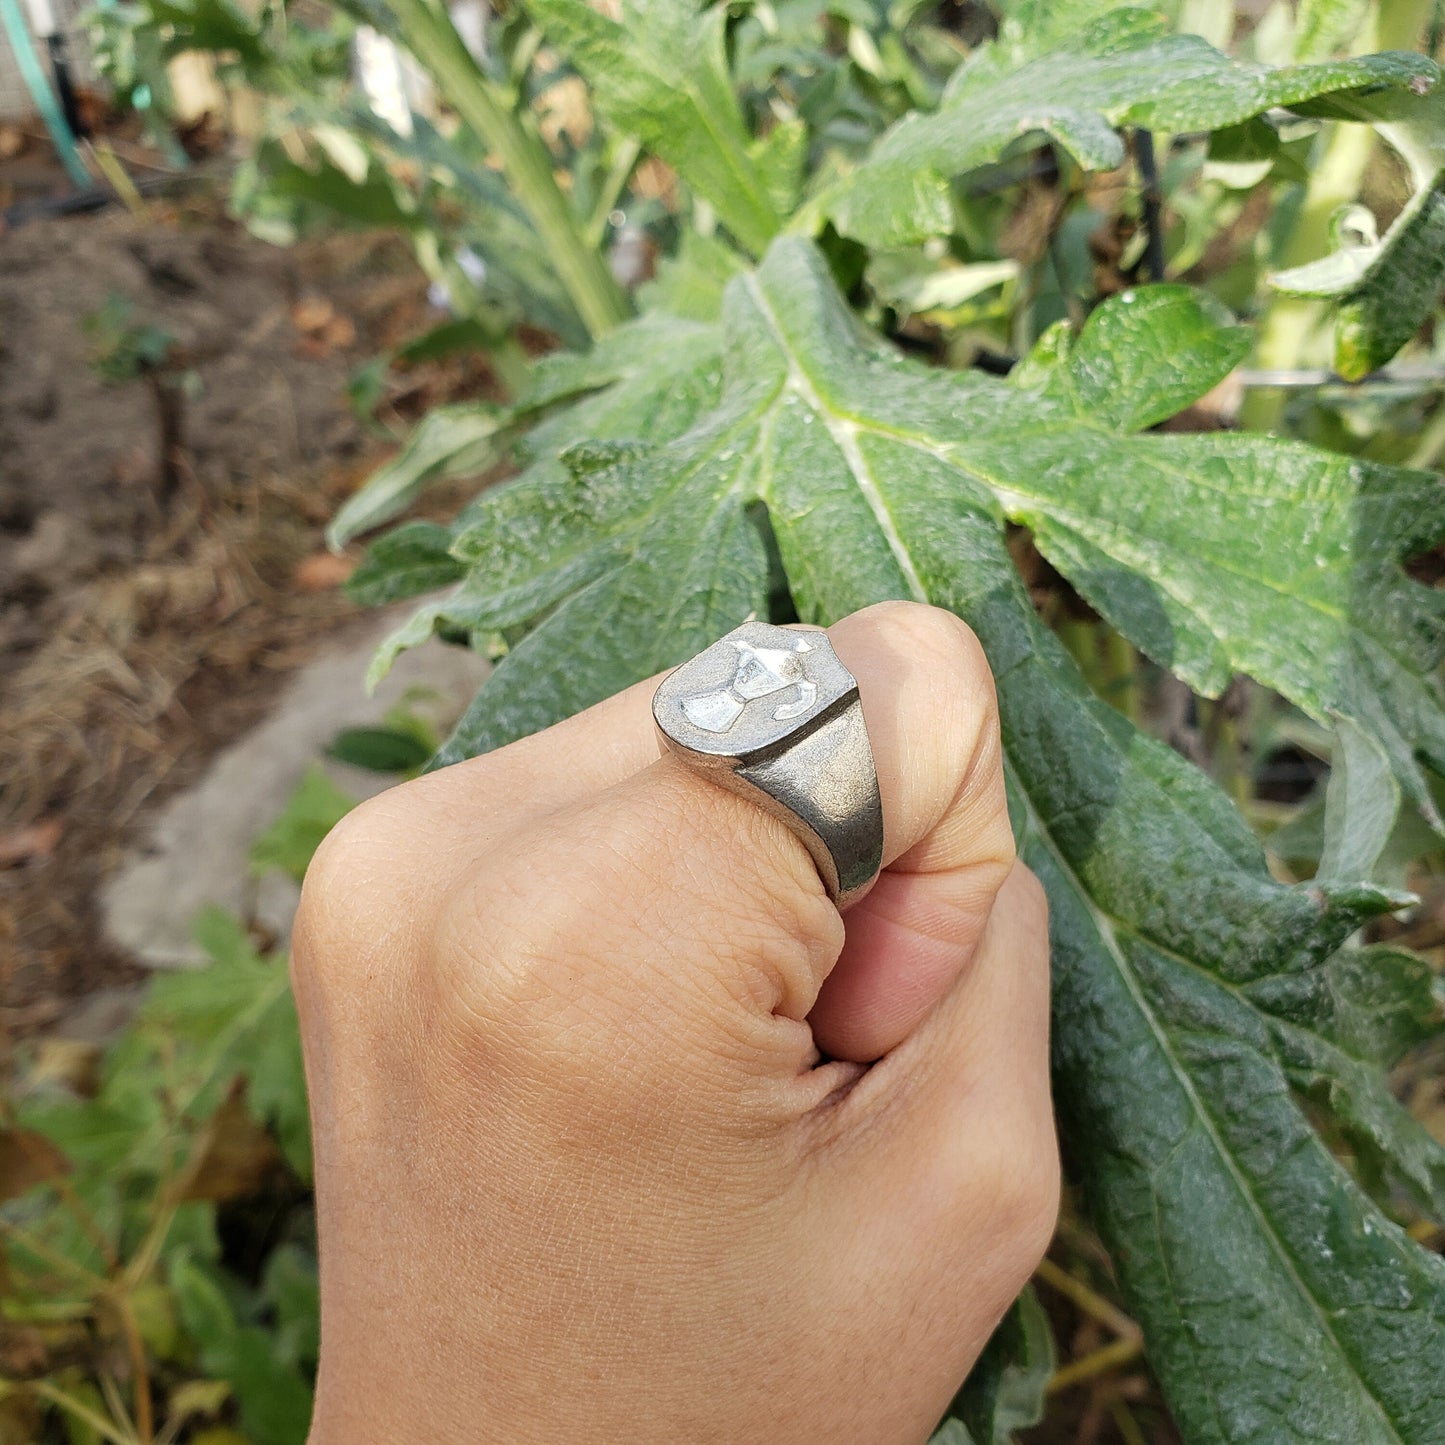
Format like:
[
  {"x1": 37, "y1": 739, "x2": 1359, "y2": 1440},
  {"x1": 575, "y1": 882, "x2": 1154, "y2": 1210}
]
[{"x1": 294, "y1": 601, "x2": 1058, "y2": 1444}]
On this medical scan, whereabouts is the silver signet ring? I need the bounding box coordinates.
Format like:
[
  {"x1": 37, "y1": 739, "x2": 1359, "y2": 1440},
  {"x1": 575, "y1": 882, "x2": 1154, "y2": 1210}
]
[{"x1": 652, "y1": 620, "x2": 884, "y2": 909}]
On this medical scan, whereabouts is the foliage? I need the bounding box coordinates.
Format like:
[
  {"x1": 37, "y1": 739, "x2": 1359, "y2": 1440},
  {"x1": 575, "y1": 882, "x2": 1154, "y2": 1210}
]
[
  {"x1": 944, "y1": 1286, "x2": 1055, "y2": 1443},
  {"x1": 35, "y1": 0, "x2": 1445, "y2": 1440},
  {"x1": 322, "y1": 1, "x2": 1445, "y2": 1441},
  {"x1": 89, "y1": 0, "x2": 353, "y2": 141},
  {"x1": 1278, "y1": 58, "x2": 1445, "y2": 378},
  {"x1": 85, "y1": 294, "x2": 178, "y2": 385},
  {"x1": 248, "y1": 765, "x2": 357, "y2": 883},
  {"x1": 0, "y1": 773, "x2": 357, "y2": 1444}
]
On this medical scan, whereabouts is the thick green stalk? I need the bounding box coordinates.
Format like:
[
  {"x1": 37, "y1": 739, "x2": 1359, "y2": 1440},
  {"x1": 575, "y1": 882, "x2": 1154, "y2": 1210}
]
[
  {"x1": 1241, "y1": 0, "x2": 1434, "y2": 430},
  {"x1": 386, "y1": 0, "x2": 630, "y2": 339},
  {"x1": 1179, "y1": 0, "x2": 1233, "y2": 49}
]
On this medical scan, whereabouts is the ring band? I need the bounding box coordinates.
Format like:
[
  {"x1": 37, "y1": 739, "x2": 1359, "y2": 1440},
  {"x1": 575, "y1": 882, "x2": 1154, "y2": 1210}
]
[{"x1": 652, "y1": 621, "x2": 883, "y2": 908}]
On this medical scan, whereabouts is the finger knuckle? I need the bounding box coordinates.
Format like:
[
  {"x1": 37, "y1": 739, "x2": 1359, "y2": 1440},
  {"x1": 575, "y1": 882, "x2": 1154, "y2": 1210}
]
[
  {"x1": 860, "y1": 600, "x2": 993, "y2": 693},
  {"x1": 983, "y1": 1119, "x2": 1062, "y2": 1285},
  {"x1": 432, "y1": 822, "x2": 667, "y2": 1086},
  {"x1": 432, "y1": 846, "x2": 574, "y2": 1021},
  {"x1": 291, "y1": 787, "x2": 414, "y2": 988},
  {"x1": 636, "y1": 769, "x2": 844, "y2": 1017},
  {"x1": 431, "y1": 775, "x2": 841, "y2": 1080}
]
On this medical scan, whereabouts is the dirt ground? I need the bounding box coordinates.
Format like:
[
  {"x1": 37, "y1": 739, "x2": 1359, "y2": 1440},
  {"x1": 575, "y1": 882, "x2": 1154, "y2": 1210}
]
[{"x1": 0, "y1": 187, "x2": 495, "y2": 1036}]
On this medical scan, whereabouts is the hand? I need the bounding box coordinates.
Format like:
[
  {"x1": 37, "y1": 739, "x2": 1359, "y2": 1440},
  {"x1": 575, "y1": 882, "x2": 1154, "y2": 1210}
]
[{"x1": 293, "y1": 601, "x2": 1057, "y2": 1444}]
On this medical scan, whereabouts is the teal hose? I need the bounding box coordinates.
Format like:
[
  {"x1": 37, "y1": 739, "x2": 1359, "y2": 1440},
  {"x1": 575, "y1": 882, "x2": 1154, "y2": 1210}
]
[{"x1": 0, "y1": 0, "x2": 90, "y2": 187}]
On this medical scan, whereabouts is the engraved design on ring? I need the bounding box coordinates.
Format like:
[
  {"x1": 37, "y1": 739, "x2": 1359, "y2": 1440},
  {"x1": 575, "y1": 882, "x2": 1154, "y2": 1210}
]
[{"x1": 653, "y1": 621, "x2": 884, "y2": 908}]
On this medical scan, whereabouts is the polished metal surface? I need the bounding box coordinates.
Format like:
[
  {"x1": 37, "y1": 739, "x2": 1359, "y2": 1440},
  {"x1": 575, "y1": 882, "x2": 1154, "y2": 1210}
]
[{"x1": 653, "y1": 621, "x2": 883, "y2": 908}]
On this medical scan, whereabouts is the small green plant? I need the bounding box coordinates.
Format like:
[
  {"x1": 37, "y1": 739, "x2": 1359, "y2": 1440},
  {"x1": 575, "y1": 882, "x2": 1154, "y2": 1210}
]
[
  {"x1": 1, "y1": 906, "x2": 314, "y2": 1445},
  {"x1": 0, "y1": 752, "x2": 374, "y2": 1443},
  {"x1": 86, "y1": 295, "x2": 197, "y2": 505}
]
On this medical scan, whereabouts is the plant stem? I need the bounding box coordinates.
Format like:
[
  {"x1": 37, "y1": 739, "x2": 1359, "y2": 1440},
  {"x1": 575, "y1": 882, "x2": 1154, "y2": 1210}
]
[
  {"x1": 0, "y1": 1219, "x2": 108, "y2": 1290},
  {"x1": 1047, "y1": 1335, "x2": 1145, "y2": 1394},
  {"x1": 384, "y1": 0, "x2": 630, "y2": 340},
  {"x1": 2, "y1": 1118, "x2": 117, "y2": 1270},
  {"x1": 1110, "y1": 1397, "x2": 1150, "y2": 1445},
  {"x1": 107, "y1": 1289, "x2": 155, "y2": 1442},
  {"x1": 121, "y1": 1198, "x2": 181, "y2": 1295},
  {"x1": 30, "y1": 1382, "x2": 139, "y2": 1445},
  {"x1": 1179, "y1": 0, "x2": 1233, "y2": 48},
  {"x1": 1407, "y1": 395, "x2": 1445, "y2": 467},
  {"x1": 89, "y1": 140, "x2": 146, "y2": 213},
  {"x1": 146, "y1": 370, "x2": 188, "y2": 506},
  {"x1": 587, "y1": 136, "x2": 642, "y2": 246},
  {"x1": 1035, "y1": 1257, "x2": 1142, "y2": 1340},
  {"x1": 1241, "y1": 126, "x2": 1375, "y2": 430},
  {"x1": 1242, "y1": 0, "x2": 1436, "y2": 431},
  {"x1": 99, "y1": 1373, "x2": 137, "y2": 1442},
  {"x1": 1102, "y1": 628, "x2": 1142, "y2": 724},
  {"x1": 1132, "y1": 130, "x2": 1167, "y2": 284}
]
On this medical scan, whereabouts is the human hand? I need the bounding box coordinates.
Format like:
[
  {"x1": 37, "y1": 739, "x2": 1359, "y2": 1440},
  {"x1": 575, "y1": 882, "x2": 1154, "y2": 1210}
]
[{"x1": 293, "y1": 601, "x2": 1057, "y2": 1444}]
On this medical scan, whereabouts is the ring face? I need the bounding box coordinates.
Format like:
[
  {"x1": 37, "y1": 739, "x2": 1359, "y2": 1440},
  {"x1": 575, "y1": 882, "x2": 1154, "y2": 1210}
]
[
  {"x1": 652, "y1": 621, "x2": 857, "y2": 761},
  {"x1": 654, "y1": 621, "x2": 883, "y2": 908}
]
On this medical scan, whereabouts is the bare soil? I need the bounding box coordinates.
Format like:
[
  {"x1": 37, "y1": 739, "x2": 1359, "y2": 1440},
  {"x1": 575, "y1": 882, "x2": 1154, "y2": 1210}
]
[{"x1": 0, "y1": 192, "x2": 492, "y2": 1036}]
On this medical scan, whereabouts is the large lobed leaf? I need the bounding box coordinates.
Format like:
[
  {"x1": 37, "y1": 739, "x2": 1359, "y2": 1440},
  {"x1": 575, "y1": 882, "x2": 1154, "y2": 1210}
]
[
  {"x1": 815, "y1": 8, "x2": 1438, "y2": 248},
  {"x1": 1005, "y1": 292, "x2": 1445, "y2": 828},
  {"x1": 415, "y1": 249, "x2": 1445, "y2": 827},
  {"x1": 361, "y1": 237, "x2": 1445, "y2": 1442}
]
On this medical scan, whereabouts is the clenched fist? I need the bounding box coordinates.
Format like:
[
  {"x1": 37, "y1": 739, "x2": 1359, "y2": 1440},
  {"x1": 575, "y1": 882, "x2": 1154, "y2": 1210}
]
[{"x1": 293, "y1": 602, "x2": 1057, "y2": 1444}]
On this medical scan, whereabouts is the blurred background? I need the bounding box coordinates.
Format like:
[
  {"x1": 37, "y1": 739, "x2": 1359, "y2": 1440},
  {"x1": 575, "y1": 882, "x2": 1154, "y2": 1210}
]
[{"x1": 2, "y1": 0, "x2": 1443, "y2": 1441}]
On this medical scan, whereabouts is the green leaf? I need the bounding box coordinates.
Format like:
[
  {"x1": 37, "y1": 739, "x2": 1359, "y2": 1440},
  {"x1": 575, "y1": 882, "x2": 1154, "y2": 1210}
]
[
  {"x1": 989, "y1": 1287, "x2": 1056, "y2": 1437},
  {"x1": 150, "y1": 909, "x2": 312, "y2": 1178},
  {"x1": 347, "y1": 521, "x2": 467, "y2": 607},
  {"x1": 1294, "y1": 0, "x2": 1370, "y2": 62},
  {"x1": 346, "y1": 309, "x2": 721, "y2": 584},
  {"x1": 949, "y1": 1285, "x2": 1055, "y2": 1443},
  {"x1": 18, "y1": 908, "x2": 313, "y2": 1213},
  {"x1": 929, "y1": 1422, "x2": 973, "y2": 1445},
  {"x1": 325, "y1": 725, "x2": 435, "y2": 774},
  {"x1": 819, "y1": 9, "x2": 1437, "y2": 247},
  {"x1": 1246, "y1": 945, "x2": 1445, "y2": 1220},
  {"x1": 263, "y1": 1243, "x2": 321, "y2": 1371},
  {"x1": 1007, "y1": 290, "x2": 1445, "y2": 829},
  {"x1": 637, "y1": 230, "x2": 747, "y2": 323},
  {"x1": 415, "y1": 236, "x2": 1445, "y2": 1441},
  {"x1": 249, "y1": 766, "x2": 357, "y2": 882},
  {"x1": 1276, "y1": 83, "x2": 1445, "y2": 378},
  {"x1": 372, "y1": 313, "x2": 724, "y2": 690},
  {"x1": 144, "y1": 0, "x2": 268, "y2": 67},
  {"x1": 521, "y1": 0, "x2": 783, "y2": 254},
  {"x1": 867, "y1": 254, "x2": 1019, "y2": 322},
  {"x1": 751, "y1": 118, "x2": 809, "y2": 218},
  {"x1": 255, "y1": 148, "x2": 417, "y2": 229},
  {"x1": 1318, "y1": 720, "x2": 1403, "y2": 882},
  {"x1": 171, "y1": 1254, "x2": 313, "y2": 1445},
  {"x1": 332, "y1": 103, "x2": 589, "y2": 345},
  {"x1": 327, "y1": 403, "x2": 513, "y2": 549},
  {"x1": 326, "y1": 725, "x2": 434, "y2": 773}
]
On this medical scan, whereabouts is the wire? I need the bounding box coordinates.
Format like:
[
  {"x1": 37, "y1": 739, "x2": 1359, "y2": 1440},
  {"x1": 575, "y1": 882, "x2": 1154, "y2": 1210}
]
[{"x1": 0, "y1": 0, "x2": 89, "y2": 186}]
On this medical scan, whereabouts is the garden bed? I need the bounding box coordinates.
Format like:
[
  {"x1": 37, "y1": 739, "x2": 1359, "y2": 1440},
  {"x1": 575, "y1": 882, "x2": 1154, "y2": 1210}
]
[{"x1": 0, "y1": 193, "x2": 488, "y2": 1037}]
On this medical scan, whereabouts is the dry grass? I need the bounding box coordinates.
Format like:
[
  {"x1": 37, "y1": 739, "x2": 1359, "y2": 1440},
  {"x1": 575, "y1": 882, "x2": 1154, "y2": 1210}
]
[{"x1": 0, "y1": 460, "x2": 368, "y2": 1033}]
